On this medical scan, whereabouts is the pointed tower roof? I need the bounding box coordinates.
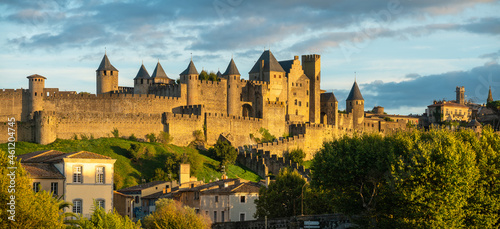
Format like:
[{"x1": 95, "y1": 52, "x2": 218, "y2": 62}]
[
  {"x1": 222, "y1": 58, "x2": 241, "y2": 76},
  {"x1": 216, "y1": 70, "x2": 222, "y2": 79},
  {"x1": 97, "y1": 54, "x2": 118, "y2": 71},
  {"x1": 249, "y1": 50, "x2": 285, "y2": 74},
  {"x1": 180, "y1": 60, "x2": 199, "y2": 75},
  {"x1": 346, "y1": 81, "x2": 364, "y2": 101},
  {"x1": 134, "y1": 64, "x2": 151, "y2": 79},
  {"x1": 151, "y1": 61, "x2": 170, "y2": 79},
  {"x1": 487, "y1": 86, "x2": 493, "y2": 103},
  {"x1": 321, "y1": 92, "x2": 338, "y2": 103}
]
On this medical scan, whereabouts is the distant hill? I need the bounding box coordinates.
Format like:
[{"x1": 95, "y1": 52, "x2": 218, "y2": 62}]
[{"x1": 3, "y1": 138, "x2": 261, "y2": 190}]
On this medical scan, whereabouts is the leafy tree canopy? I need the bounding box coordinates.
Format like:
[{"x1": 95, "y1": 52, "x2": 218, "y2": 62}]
[
  {"x1": 143, "y1": 199, "x2": 210, "y2": 229},
  {"x1": 311, "y1": 127, "x2": 500, "y2": 228}
]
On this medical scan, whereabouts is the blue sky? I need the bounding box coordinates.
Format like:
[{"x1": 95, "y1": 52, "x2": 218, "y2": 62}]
[{"x1": 1, "y1": 0, "x2": 499, "y2": 115}]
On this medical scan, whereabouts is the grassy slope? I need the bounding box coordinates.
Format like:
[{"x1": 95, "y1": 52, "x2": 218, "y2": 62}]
[{"x1": 3, "y1": 138, "x2": 261, "y2": 189}]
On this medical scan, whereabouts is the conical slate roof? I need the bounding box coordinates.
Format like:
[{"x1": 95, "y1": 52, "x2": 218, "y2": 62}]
[
  {"x1": 216, "y1": 70, "x2": 222, "y2": 78},
  {"x1": 249, "y1": 50, "x2": 285, "y2": 74},
  {"x1": 151, "y1": 62, "x2": 169, "y2": 79},
  {"x1": 97, "y1": 54, "x2": 118, "y2": 71},
  {"x1": 346, "y1": 81, "x2": 364, "y2": 101},
  {"x1": 321, "y1": 92, "x2": 338, "y2": 102},
  {"x1": 222, "y1": 58, "x2": 240, "y2": 76},
  {"x1": 180, "y1": 60, "x2": 199, "y2": 75},
  {"x1": 134, "y1": 64, "x2": 151, "y2": 79}
]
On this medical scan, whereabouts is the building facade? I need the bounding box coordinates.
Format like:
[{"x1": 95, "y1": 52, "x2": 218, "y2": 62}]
[{"x1": 19, "y1": 150, "x2": 116, "y2": 218}]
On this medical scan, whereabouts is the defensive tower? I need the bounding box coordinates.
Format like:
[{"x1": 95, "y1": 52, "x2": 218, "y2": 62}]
[
  {"x1": 180, "y1": 60, "x2": 199, "y2": 105},
  {"x1": 96, "y1": 54, "x2": 119, "y2": 94},
  {"x1": 223, "y1": 58, "x2": 241, "y2": 116},
  {"x1": 346, "y1": 81, "x2": 364, "y2": 130},
  {"x1": 302, "y1": 54, "x2": 321, "y2": 123}
]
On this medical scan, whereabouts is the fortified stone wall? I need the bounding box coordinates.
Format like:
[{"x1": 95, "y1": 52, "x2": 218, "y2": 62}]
[
  {"x1": 0, "y1": 89, "x2": 30, "y2": 121},
  {"x1": 164, "y1": 113, "x2": 204, "y2": 146},
  {"x1": 198, "y1": 80, "x2": 227, "y2": 114},
  {"x1": 0, "y1": 120, "x2": 34, "y2": 143},
  {"x1": 43, "y1": 93, "x2": 186, "y2": 115},
  {"x1": 34, "y1": 111, "x2": 165, "y2": 144},
  {"x1": 205, "y1": 113, "x2": 263, "y2": 146},
  {"x1": 289, "y1": 123, "x2": 336, "y2": 159},
  {"x1": 250, "y1": 135, "x2": 306, "y2": 158},
  {"x1": 236, "y1": 148, "x2": 310, "y2": 181},
  {"x1": 212, "y1": 214, "x2": 352, "y2": 229},
  {"x1": 263, "y1": 101, "x2": 287, "y2": 137}
]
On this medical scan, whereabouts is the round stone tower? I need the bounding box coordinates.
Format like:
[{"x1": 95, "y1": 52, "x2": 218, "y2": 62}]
[
  {"x1": 223, "y1": 58, "x2": 241, "y2": 116},
  {"x1": 96, "y1": 54, "x2": 119, "y2": 94},
  {"x1": 27, "y1": 74, "x2": 46, "y2": 116},
  {"x1": 180, "y1": 60, "x2": 199, "y2": 105},
  {"x1": 133, "y1": 64, "x2": 151, "y2": 94},
  {"x1": 346, "y1": 81, "x2": 364, "y2": 130}
]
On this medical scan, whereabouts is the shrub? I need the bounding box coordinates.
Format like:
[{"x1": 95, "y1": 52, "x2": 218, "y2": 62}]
[{"x1": 111, "y1": 128, "x2": 120, "y2": 138}]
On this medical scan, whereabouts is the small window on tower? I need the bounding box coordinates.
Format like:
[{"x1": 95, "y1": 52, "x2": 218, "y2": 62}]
[
  {"x1": 104, "y1": 71, "x2": 107, "y2": 76},
  {"x1": 274, "y1": 75, "x2": 276, "y2": 78}
]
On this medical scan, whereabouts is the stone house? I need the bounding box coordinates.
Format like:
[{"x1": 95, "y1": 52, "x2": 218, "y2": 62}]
[{"x1": 19, "y1": 150, "x2": 116, "y2": 218}]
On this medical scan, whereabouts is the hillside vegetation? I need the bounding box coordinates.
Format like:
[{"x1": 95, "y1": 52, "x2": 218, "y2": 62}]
[{"x1": 4, "y1": 138, "x2": 261, "y2": 189}]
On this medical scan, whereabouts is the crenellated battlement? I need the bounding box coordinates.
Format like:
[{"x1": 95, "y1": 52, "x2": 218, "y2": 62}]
[
  {"x1": 302, "y1": 54, "x2": 321, "y2": 62},
  {"x1": 205, "y1": 112, "x2": 262, "y2": 122},
  {"x1": 199, "y1": 80, "x2": 225, "y2": 86},
  {"x1": 41, "y1": 92, "x2": 183, "y2": 101},
  {"x1": 237, "y1": 148, "x2": 310, "y2": 181},
  {"x1": 0, "y1": 89, "x2": 28, "y2": 97},
  {"x1": 252, "y1": 134, "x2": 305, "y2": 149},
  {"x1": 165, "y1": 112, "x2": 202, "y2": 121}
]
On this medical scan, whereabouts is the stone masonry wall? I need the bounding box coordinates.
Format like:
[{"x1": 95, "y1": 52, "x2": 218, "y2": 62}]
[
  {"x1": 43, "y1": 93, "x2": 186, "y2": 115},
  {"x1": 34, "y1": 111, "x2": 165, "y2": 144}
]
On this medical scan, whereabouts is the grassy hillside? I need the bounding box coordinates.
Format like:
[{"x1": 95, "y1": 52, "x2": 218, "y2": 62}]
[{"x1": 3, "y1": 138, "x2": 261, "y2": 189}]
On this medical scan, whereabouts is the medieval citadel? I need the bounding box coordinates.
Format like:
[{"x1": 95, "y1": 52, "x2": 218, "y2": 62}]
[{"x1": 0, "y1": 50, "x2": 418, "y2": 159}]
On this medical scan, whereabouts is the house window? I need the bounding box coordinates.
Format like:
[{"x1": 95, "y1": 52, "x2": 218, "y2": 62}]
[
  {"x1": 240, "y1": 213, "x2": 245, "y2": 221},
  {"x1": 97, "y1": 199, "x2": 105, "y2": 210},
  {"x1": 51, "y1": 182, "x2": 58, "y2": 196},
  {"x1": 215, "y1": 196, "x2": 219, "y2": 203},
  {"x1": 221, "y1": 211, "x2": 225, "y2": 222},
  {"x1": 195, "y1": 209, "x2": 200, "y2": 214},
  {"x1": 194, "y1": 192, "x2": 200, "y2": 200},
  {"x1": 96, "y1": 167, "x2": 105, "y2": 184},
  {"x1": 33, "y1": 182, "x2": 40, "y2": 192},
  {"x1": 240, "y1": 195, "x2": 246, "y2": 203},
  {"x1": 214, "y1": 211, "x2": 217, "y2": 222},
  {"x1": 73, "y1": 199, "x2": 82, "y2": 214},
  {"x1": 73, "y1": 166, "x2": 82, "y2": 183},
  {"x1": 135, "y1": 196, "x2": 139, "y2": 204}
]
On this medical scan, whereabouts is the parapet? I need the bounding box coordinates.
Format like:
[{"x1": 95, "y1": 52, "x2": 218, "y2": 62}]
[
  {"x1": 302, "y1": 54, "x2": 321, "y2": 62},
  {"x1": 0, "y1": 89, "x2": 27, "y2": 97}
]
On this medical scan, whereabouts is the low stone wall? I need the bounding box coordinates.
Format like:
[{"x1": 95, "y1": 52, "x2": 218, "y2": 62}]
[{"x1": 212, "y1": 214, "x2": 353, "y2": 229}]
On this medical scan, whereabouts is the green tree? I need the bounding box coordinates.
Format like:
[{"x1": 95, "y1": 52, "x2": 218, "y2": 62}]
[
  {"x1": 287, "y1": 148, "x2": 306, "y2": 165},
  {"x1": 0, "y1": 150, "x2": 66, "y2": 228},
  {"x1": 311, "y1": 129, "x2": 496, "y2": 228},
  {"x1": 199, "y1": 70, "x2": 209, "y2": 80},
  {"x1": 68, "y1": 201, "x2": 141, "y2": 229},
  {"x1": 254, "y1": 168, "x2": 307, "y2": 218},
  {"x1": 143, "y1": 198, "x2": 210, "y2": 229},
  {"x1": 111, "y1": 128, "x2": 120, "y2": 138},
  {"x1": 208, "y1": 140, "x2": 238, "y2": 169},
  {"x1": 159, "y1": 131, "x2": 173, "y2": 146},
  {"x1": 146, "y1": 133, "x2": 157, "y2": 143}
]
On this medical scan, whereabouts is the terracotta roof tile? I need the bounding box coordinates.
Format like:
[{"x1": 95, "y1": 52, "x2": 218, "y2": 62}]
[{"x1": 22, "y1": 163, "x2": 64, "y2": 179}]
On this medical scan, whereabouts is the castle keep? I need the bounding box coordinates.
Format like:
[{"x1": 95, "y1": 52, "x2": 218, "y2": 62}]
[{"x1": 0, "y1": 50, "x2": 418, "y2": 157}]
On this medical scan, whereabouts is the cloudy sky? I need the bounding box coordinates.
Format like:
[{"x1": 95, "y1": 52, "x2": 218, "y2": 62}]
[{"x1": 1, "y1": 0, "x2": 499, "y2": 115}]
